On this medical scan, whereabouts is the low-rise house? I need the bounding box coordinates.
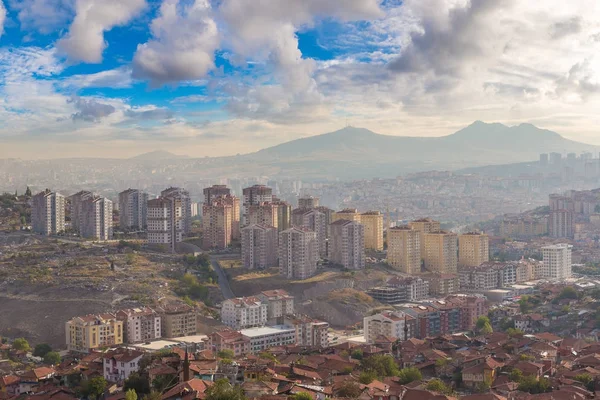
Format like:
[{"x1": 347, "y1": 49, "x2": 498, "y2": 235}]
[
  {"x1": 1, "y1": 375, "x2": 21, "y2": 396},
  {"x1": 19, "y1": 367, "x2": 56, "y2": 394},
  {"x1": 461, "y1": 357, "x2": 503, "y2": 389},
  {"x1": 101, "y1": 348, "x2": 144, "y2": 383}
]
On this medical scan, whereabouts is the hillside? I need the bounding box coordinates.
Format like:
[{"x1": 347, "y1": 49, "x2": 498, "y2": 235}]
[{"x1": 131, "y1": 150, "x2": 189, "y2": 160}]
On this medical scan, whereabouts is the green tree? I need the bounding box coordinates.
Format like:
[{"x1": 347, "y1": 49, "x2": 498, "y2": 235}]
[
  {"x1": 124, "y1": 372, "x2": 151, "y2": 394},
  {"x1": 575, "y1": 374, "x2": 592, "y2": 386},
  {"x1": 360, "y1": 355, "x2": 400, "y2": 378},
  {"x1": 83, "y1": 377, "x2": 108, "y2": 399},
  {"x1": 43, "y1": 351, "x2": 61, "y2": 365},
  {"x1": 518, "y1": 375, "x2": 551, "y2": 394},
  {"x1": 476, "y1": 316, "x2": 491, "y2": 329},
  {"x1": 259, "y1": 352, "x2": 277, "y2": 362},
  {"x1": 218, "y1": 349, "x2": 235, "y2": 359},
  {"x1": 425, "y1": 379, "x2": 453, "y2": 395},
  {"x1": 336, "y1": 381, "x2": 362, "y2": 398},
  {"x1": 506, "y1": 328, "x2": 524, "y2": 338},
  {"x1": 397, "y1": 367, "x2": 422, "y2": 385},
  {"x1": 125, "y1": 389, "x2": 138, "y2": 400},
  {"x1": 359, "y1": 371, "x2": 378, "y2": 384},
  {"x1": 480, "y1": 321, "x2": 493, "y2": 334},
  {"x1": 152, "y1": 375, "x2": 176, "y2": 392},
  {"x1": 509, "y1": 369, "x2": 523, "y2": 383},
  {"x1": 558, "y1": 286, "x2": 578, "y2": 300},
  {"x1": 33, "y1": 343, "x2": 52, "y2": 357},
  {"x1": 292, "y1": 393, "x2": 313, "y2": 400},
  {"x1": 12, "y1": 338, "x2": 30, "y2": 352},
  {"x1": 142, "y1": 392, "x2": 163, "y2": 400},
  {"x1": 351, "y1": 349, "x2": 364, "y2": 360},
  {"x1": 205, "y1": 379, "x2": 246, "y2": 400}
]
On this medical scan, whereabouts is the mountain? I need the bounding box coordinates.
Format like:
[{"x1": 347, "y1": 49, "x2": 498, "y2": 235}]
[{"x1": 131, "y1": 150, "x2": 189, "y2": 160}]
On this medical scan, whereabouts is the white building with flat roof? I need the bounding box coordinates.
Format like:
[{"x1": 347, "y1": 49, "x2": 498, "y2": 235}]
[
  {"x1": 221, "y1": 297, "x2": 268, "y2": 330},
  {"x1": 542, "y1": 243, "x2": 573, "y2": 279},
  {"x1": 240, "y1": 325, "x2": 296, "y2": 353}
]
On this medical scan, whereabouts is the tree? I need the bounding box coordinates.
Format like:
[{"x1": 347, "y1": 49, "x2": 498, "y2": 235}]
[
  {"x1": 506, "y1": 328, "x2": 524, "y2": 338},
  {"x1": 25, "y1": 186, "x2": 32, "y2": 197},
  {"x1": 336, "y1": 381, "x2": 362, "y2": 398},
  {"x1": 142, "y1": 392, "x2": 163, "y2": 400},
  {"x1": 43, "y1": 351, "x2": 61, "y2": 365},
  {"x1": 558, "y1": 286, "x2": 578, "y2": 300},
  {"x1": 480, "y1": 321, "x2": 493, "y2": 334},
  {"x1": 351, "y1": 349, "x2": 364, "y2": 360},
  {"x1": 426, "y1": 379, "x2": 453, "y2": 395},
  {"x1": 518, "y1": 375, "x2": 551, "y2": 394},
  {"x1": 397, "y1": 367, "x2": 422, "y2": 385},
  {"x1": 83, "y1": 377, "x2": 108, "y2": 399},
  {"x1": 125, "y1": 389, "x2": 138, "y2": 400},
  {"x1": 12, "y1": 338, "x2": 30, "y2": 352},
  {"x1": 359, "y1": 371, "x2": 378, "y2": 384},
  {"x1": 360, "y1": 355, "x2": 400, "y2": 378},
  {"x1": 33, "y1": 343, "x2": 52, "y2": 357},
  {"x1": 205, "y1": 379, "x2": 246, "y2": 400},
  {"x1": 259, "y1": 352, "x2": 277, "y2": 362},
  {"x1": 292, "y1": 393, "x2": 313, "y2": 400},
  {"x1": 218, "y1": 349, "x2": 235, "y2": 359},
  {"x1": 124, "y1": 372, "x2": 151, "y2": 394},
  {"x1": 509, "y1": 369, "x2": 523, "y2": 383},
  {"x1": 476, "y1": 316, "x2": 491, "y2": 329},
  {"x1": 152, "y1": 375, "x2": 176, "y2": 392}
]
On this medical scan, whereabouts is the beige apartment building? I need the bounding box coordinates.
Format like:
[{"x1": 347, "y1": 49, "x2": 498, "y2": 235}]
[
  {"x1": 361, "y1": 211, "x2": 384, "y2": 251},
  {"x1": 147, "y1": 197, "x2": 183, "y2": 252},
  {"x1": 80, "y1": 196, "x2": 113, "y2": 240},
  {"x1": 331, "y1": 208, "x2": 361, "y2": 223},
  {"x1": 423, "y1": 231, "x2": 458, "y2": 274},
  {"x1": 66, "y1": 313, "x2": 123, "y2": 353},
  {"x1": 32, "y1": 189, "x2": 65, "y2": 235},
  {"x1": 387, "y1": 226, "x2": 421, "y2": 275},
  {"x1": 458, "y1": 232, "x2": 489, "y2": 267},
  {"x1": 242, "y1": 185, "x2": 273, "y2": 226},
  {"x1": 291, "y1": 208, "x2": 327, "y2": 258},
  {"x1": 241, "y1": 224, "x2": 278, "y2": 269},
  {"x1": 202, "y1": 199, "x2": 233, "y2": 250},
  {"x1": 158, "y1": 303, "x2": 197, "y2": 338},
  {"x1": 273, "y1": 199, "x2": 292, "y2": 232},
  {"x1": 409, "y1": 218, "x2": 441, "y2": 256},
  {"x1": 330, "y1": 219, "x2": 365, "y2": 270},
  {"x1": 69, "y1": 190, "x2": 93, "y2": 232},
  {"x1": 279, "y1": 226, "x2": 318, "y2": 280},
  {"x1": 246, "y1": 202, "x2": 278, "y2": 229},
  {"x1": 203, "y1": 186, "x2": 240, "y2": 240}
]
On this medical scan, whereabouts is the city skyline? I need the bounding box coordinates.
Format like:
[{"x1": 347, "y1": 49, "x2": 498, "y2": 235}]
[{"x1": 1, "y1": 1, "x2": 600, "y2": 158}]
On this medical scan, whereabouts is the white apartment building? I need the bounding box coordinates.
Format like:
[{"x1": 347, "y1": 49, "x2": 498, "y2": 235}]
[
  {"x1": 240, "y1": 325, "x2": 297, "y2": 353},
  {"x1": 118, "y1": 189, "x2": 148, "y2": 230},
  {"x1": 32, "y1": 189, "x2": 65, "y2": 235},
  {"x1": 161, "y1": 187, "x2": 192, "y2": 234},
  {"x1": 241, "y1": 224, "x2": 278, "y2": 269},
  {"x1": 257, "y1": 289, "x2": 295, "y2": 321},
  {"x1": 279, "y1": 227, "x2": 318, "y2": 280},
  {"x1": 284, "y1": 315, "x2": 329, "y2": 348},
  {"x1": 102, "y1": 348, "x2": 144, "y2": 383},
  {"x1": 147, "y1": 197, "x2": 183, "y2": 252},
  {"x1": 291, "y1": 208, "x2": 327, "y2": 258},
  {"x1": 80, "y1": 196, "x2": 113, "y2": 240},
  {"x1": 69, "y1": 190, "x2": 93, "y2": 231},
  {"x1": 329, "y1": 219, "x2": 365, "y2": 270},
  {"x1": 116, "y1": 307, "x2": 161, "y2": 344},
  {"x1": 221, "y1": 297, "x2": 268, "y2": 330},
  {"x1": 542, "y1": 243, "x2": 573, "y2": 279},
  {"x1": 364, "y1": 311, "x2": 412, "y2": 344}
]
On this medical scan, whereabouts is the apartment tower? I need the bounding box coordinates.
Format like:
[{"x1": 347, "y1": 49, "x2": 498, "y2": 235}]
[
  {"x1": 542, "y1": 243, "x2": 573, "y2": 279},
  {"x1": 241, "y1": 224, "x2": 278, "y2": 269},
  {"x1": 330, "y1": 219, "x2": 365, "y2": 270},
  {"x1": 242, "y1": 185, "x2": 273, "y2": 226},
  {"x1": 361, "y1": 211, "x2": 384, "y2": 251},
  {"x1": 423, "y1": 231, "x2": 458, "y2": 274},
  {"x1": 147, "y1": 197, "x2": 183, "y2": 252},
  {"x1": 409, "y1": 218, "x2": 441, "y2": 258},
  {"x1": 161, "y1": 187, "x2": 192, "y2": 234},
  {"x1": 291, "y1": 208, "x2": 327, "y2": 258},
  {"x1": 69, "y1": 190, "x2": 93, "y2": 231},
  {"x1": 32, "y1": 189, "x2": 65, "y2": 235},
  {"x1": 331, "y1": 208, "x2": 361, "y2": 223},
  {"x1": 279, "y1": 226, "x2": 318, "y2": 280},
  {"x1": 458, "y1": 232, "x2": 489, "y2": 267},
  {"x1": 80, "y1": 196, "x2": 113, "y2": 240},
  {"x1": 298, "y1": 196, "x2": 320, "y2": 209},
  {"x1": 118, "y1": 189, "x2": 148, "y2": 230},
  {"x1": 387, "y1": 226, "x2": 421, "y2": 275},
  {"x1": 202, "y1": 198, "x2": 233, "y2": 250}
]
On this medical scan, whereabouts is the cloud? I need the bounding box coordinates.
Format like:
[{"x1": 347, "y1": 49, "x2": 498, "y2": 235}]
[
  {"x1": 10, "y1": 0, "x2": 75, "y2": 34},
  {"x1": 125, "y1": 107, "x2": 174, "y2": 120},
  {"x1": 550, "y1": 17, "x2": 582, "y2": 40},
  {"x1": 61, "y1": 67, "x2": 133, "y2": 89},
  {"x1": 57, "y1": 0, "x2": 146, "y2": 63},
  {"x1": 132, "y1": 0, "x2": 219, "y2": 86},
  {"x1": 69, "y1": 96, "x2": 116, "y2": 122},
  {"x1": 0, "y1": 1, "x2": 6, "y2": 38}
]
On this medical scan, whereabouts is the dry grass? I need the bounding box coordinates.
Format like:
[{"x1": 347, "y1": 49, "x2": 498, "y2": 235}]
[{"x1": 291, "y1": 270, "x2": 340, "y2": 283}]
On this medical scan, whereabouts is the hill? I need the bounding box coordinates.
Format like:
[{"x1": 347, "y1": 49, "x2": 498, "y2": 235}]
[{"x1": 131, "y1": 150, "x2": 189, "y2": 160}]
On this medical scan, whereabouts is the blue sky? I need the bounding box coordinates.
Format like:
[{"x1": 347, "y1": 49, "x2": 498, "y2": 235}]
[{"x1": 1, "y1": 0, "x2": 600, "y2": 158}]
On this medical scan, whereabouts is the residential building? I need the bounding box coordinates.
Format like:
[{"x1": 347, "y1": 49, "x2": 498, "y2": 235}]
[
  {"x1": 363, "y1": 311, "x2": 415, "y2": 344},
  {"x1": 202, "y1": 199, "x2": 233, "y2": 250},
  {"x1": 65, "y1": 313, "x2": 123, "y2": 353},
  {"x1": 203, "y1": 185, "x2": 232, "y2": 204},
  {"x1": 209, "y1": 330, "x2": 250, "y2": 357},
  {"x1": 161, "y1": 187, "x2": 192, "y2": 234},
  {"x1": 368, "y1": 276, "x2": 429, "y2": 303},
  {"x1": 387, "y1": 226, "x2": 421, "y2": 274},
  {"x1": 242, "y1": 185, "x2": 273, "y2": 226},
  {"x1": 147, "y1": 197, "x2": 183, "y2": 252},
  {"x1": 272, "y1": 199, "x2": 292, "y2": 232},
  {"x1": 462, "y1": 358, "x2": 502, "y2": 389},
  {"x1": 424, "y1": 273, "x2": 459, "y2": 296},
  {"x1": 102, "y1": 348, "x2": 144, "y2": 382},
  {"x1": 80, "y1": 195, "x2": 113, "y2": 240},
  {"x1": 458, "y1": 262, "x2": 519, "y2": 292},
  {"x1": 279, "y1": 227, "x2": 318, "y2": 280},
  {"x1": 240, "y1": 325, "x2": 296, "y2": 353},
  {"x1": 361, "y1": 211, "x2": 384, "y2": 251},
  {"x1": 116, "y1": 307, "x2": 161, "y2": 344},
  {"x1": 158, "y1": 303, "x2": 197, "y2": 338},
  {"x1": 246, "y1": 202, "x2": 278, "y2": 229},
  {"x1": 542, "y1": 243, "x2": 573, "y2": 279},
  {"x1": 331, "y1": 208, "x2": 361, "y2": 223},
  {"x1": 69, "y1": 190, "x2": 93, "y2": 232},
  {"x1": 241, "y1": 224, "x2": 278, "y2": 269},
  {"x1": 204, "y1": 186, "x2": 240, "y2": 240},
  {"x1": 291, "y1": 208, "x2": 327, "y2": 258},
  {"x1": 298, "y1": 196, "x2": 319, "y2": 209},
  {"x1": 118, "y1": 189, "x2": 148, "y2": 230},
  {"x1": 316, "y1": 206, "x2": 334, "y2": 237},
  {"x1": 220, "y1": 297, "x2": 268, "y2": 330},
  {"x1": 257, "y1": 289, "x2": 295, "y2": 322},
  {"x1": 32, "y1": 189, "x2": 65, "y2": 235},
  {"x1": 329, "y1": 219, "x2": 365, "y2": 270},
  {"x1": 409, "y1": 218, "x2": 441, "y2": 257},
  {"x1": 423, "y1": 231, "x2": 458, "y2": 274},
  {"x1": 500, "y1": 216, "x2": 548, "y2": 238},
  {"x1": 549, "y1": 209, "x2": 574, "y2": 239},
  {"x1": 458, "y1": 232, "x2": 489, "y2": 267},
  {"x1": 284, "y1": 315, "x2": 329, "y2": 347}
]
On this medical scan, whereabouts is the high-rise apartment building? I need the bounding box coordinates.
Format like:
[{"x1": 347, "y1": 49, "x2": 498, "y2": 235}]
[
  {"x1": 69, "y1": 190, "x2": 93, "y2": 231},
  {"x1": 203, "y1": 185, "x2": 232, "y2": 204},
  {"x1": 330, "y1": 219, "x2": 365, "y2": 270},
  {"x1": 549, "y1": 209, "x2": 574, "y2": 239},
  {"x1": 202, "y1": 199, "x2": 233, "y2": 250},
  {"x1": 316, "y1": 206, "x2": 334, "y2": 237},
  {"x1": 116, "y1": 307, "x2": 161, "y2": 344},
  {"x1": 242, "y1": 185, "x2": 273, "y2": 226},
  {"x1": 161, "y1": 187, "x2": 192, "y2": 234},
  {"x1": 361, "y1": 211, "x2": 384, "y2": 251},
  {"x1": 298, "y1": 196, "x2": 319, "y2": 209},
  {"x1": 241, "y1": 224, "x2": 278, "y2": 269},
  {"x1": 32, "y1": 189, "x2": 65, "y2": 235},
  {"x1": 66, "y1": 313, "x2": 123, "y2": 353},
  {"x1": 291, "y1": 208, "x2": 327, "y2": 258},
  {"x1": 273, "y1": 198, "x2": 292, "y2": 232},
  {"x1": 80, "y1": 196, "x2": 113, "y2": 240},
  {"x1": 279, "y1": 227, "x2": 318, "y2": 280},
  {"x1": 423, "y1": 231, "x2": 458, "y2": 274},
  {"x1": 147, "y1": 197, "x2": 183, "y2": 252},
  {"x1": 458, "y1": 232, "x2": 489, "y2": 267},
  {"x1": 246, "y1": 202, "x2": 278, "y2": 229},
  {"x1": 203, "y1": 186, "x2": 240, "y2": 240},
  {"x1": 157, "y1": 303, "x2": 197, "y2": 338},
  {"x1": 542, "y1": 243, "x2": 572, "y2": 279},
  {"x1": 118, "y1": 189, "x2": 148, "y2": 230},
  {"x1": 331, "y1": 208, "x2": 361, "y2": 223},
  {"x1": 409, "y1": 218, "x2": 441, "y2": 257},
  {"x1": 387, "y1": 226, "x2": 421, "y2": 275}
]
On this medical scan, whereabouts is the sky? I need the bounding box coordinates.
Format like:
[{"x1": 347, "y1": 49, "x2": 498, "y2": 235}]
[{"x1": 1, "y1": 0, "x2": 600, "y2": 159}]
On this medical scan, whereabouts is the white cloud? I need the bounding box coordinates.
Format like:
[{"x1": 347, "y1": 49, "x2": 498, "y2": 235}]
[
  {"x1": 57, "y1": 0, "x2": 146, "y2": 63},
  {"x1": 132, "y1": 0, "x2": 219, "y2": 86},
  {"x1": 10, "y1": 0, "x2": 75, "y2": 34},
  {"x1": 0, "y1": 0, "x2": 6, "y2": 38},
  {"x1": 61, "y1": 67, "x2": 133, "y2": 89}
]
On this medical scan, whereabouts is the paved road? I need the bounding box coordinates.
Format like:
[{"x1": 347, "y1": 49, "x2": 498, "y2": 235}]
[{"x1": 210, "y1": 256, "x2": 235, "y2": 299}]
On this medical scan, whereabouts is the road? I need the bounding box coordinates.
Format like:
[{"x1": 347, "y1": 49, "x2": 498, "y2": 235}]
[{"x1": 210, "y1": 256, "x2": 235, "y2": 299}]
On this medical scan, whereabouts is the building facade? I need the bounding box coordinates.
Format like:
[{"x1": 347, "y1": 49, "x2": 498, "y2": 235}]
[
  {"x1": 161, "y1": 187, "x2": 192, "y2": 234},
  {"x1": 246, "y1": 203, "x2": 278, "y2": 229},
  {"x1": 242, "y1": 185, "x2": 273, "y2": 226},
  {"x1": 331, "y1": 208, "x2": 361, "y2": 223},
  {"x1": 202, "y1": 199, "x2": 233, "y2": 250},
  {"x1": 66, "y1": 313, "x2": 123, "y2": 353},
  {"x1": 240, "y1": 326, "x2": 296, "y2": 353},
  {"x1": 69, "y1": 190, "x2": 93, "y2": 232},
  {"x1": 241, "y1": 224, "x2": 278, "y2": 269},
  {"x1": 80, "y1": 196, "x2": 113, "y2": 240},
  {"x1": 291, "y1": 208, "x2": 327, "y2": 258},
  {"x1": 32, "y1": 189, "x2": 65, "y2": 235},
  {"x1": 361, "y1": 211, "x2": 384, "y2": 251},
  {"x1": 284, "y1": 315, "x2": 329, "y2": 348},
  {"x1": 364, "y1": 311, "x2": 414, "y2": 344},
  {"x1": 329, "y1": 219, "x2": 365, "y2": 270},
  {"x1": 409, "y1": 218, "x2": 441, "y2": 257},
  {"x1": 542, "y1": 243, "x2": 573, "y2": 279},
  {"x1": 258, "y1": 289, "x2": 295, "y2": 321},
  {"x1": 158, "y1": 304, "x2": 197, "y2": 338},
  {"x1": 221, "y1": 297, "x2": 268, "y2": 330},
  {"x1": 116, "y1": 307, "x2": 161, "y2": 344},
  {"x1": 118, "y1": 189, "x2": 148, "y2": 230},
  {"x1": 279, "y1": 227, "x2": 318, "y2": 280},
  {"x1": 458, "y1": 232, "x2": 489, "y2": 267},
  {"x1": 102, "y1": 348, "x2": 144, "y2": 383},
  {"x1": 387, "y1": 226, "x2": 421, "y2": 275},
  {"x1": 298, "y1": 196, "x2": 319, "y2": 209},
  {"x1": 423, "y1": 231, "x2": 458, "y2": 274},
  {"x1": 147, "y1": 197, "x2": 183, "y2": 252},
  {"x1": 549, "y1": 209, "x2": 574, "y2": 239}
]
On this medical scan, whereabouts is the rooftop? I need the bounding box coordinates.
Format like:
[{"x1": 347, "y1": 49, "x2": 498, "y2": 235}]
[{"x1": 240, "y1": 325, "x2": 296, "y2": 338}]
